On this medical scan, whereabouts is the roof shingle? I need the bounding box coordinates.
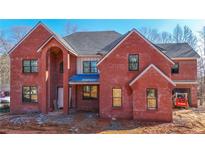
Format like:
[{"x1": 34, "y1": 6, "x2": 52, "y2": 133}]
[{"x1": 63, "y1": 31, "x2": 200, "y2": 58}]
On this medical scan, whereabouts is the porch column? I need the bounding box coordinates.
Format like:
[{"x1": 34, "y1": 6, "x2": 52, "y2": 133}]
[
  {"x1": 40, "y1": 51, "x2": 48, "y2": 114},
  {"x1": 63, "y1": 52, "x2": 69, "y2": 114}
]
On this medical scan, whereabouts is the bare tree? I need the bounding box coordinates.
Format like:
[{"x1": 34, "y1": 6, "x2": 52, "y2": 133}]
[
  {"x1": 172, "y1": 25, "x2": 197, "y2": 49},
  {"x1": 160, "y1": 32, "x2": 173, "y2": 43},
  {"x1": 64, "y1": 21, "x2": 78, "y2": 35},
  {"x1": 173, "y1": 24, "x2": 183, "y2": 43},
  {"x1": 0, "y1": 30, "x2": 11, "y2": 89},
  {"x1": 140, "y1": 25, "x2": 197, "y2": 49},
  {"x1": 140, "y1": 27, "x2": 161, "y2": 43},
  {"x1": 197, "y1": 27, "x2": 205, "y2": 105},
  {"x1": 0, "y1": 53, "x2": 10, "y2": 87},
  {"x1": 0, "y1": 30, "x2": 12, "y2": 53},
  {"x1": 10, "y1": 26, "x2": 31, "y2": 43},
  {"x1": 183, "y1": 26, "x2": 197, "y2": 49}
]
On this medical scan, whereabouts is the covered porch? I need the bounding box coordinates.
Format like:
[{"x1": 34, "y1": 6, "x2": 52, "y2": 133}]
[{"x1": 68, "y1": 74, "x2": 100, "y2": 112}]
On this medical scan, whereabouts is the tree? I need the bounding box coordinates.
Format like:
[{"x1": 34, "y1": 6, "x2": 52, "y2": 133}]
[
  {"x1": 197, "y1": 27, "x2": 205, "y2": 105},
  {"x1": 0, "y1": 30, "x2": 11, "y2": 89},
  {"x1": 172, "y1": 25, "x2": 197, "y2": 49},
  {"x1": 10, "y1": 26, "x2": 31, "y2": 43},
  {"x1": 0, "y1": 53, "x2": 10, "y2": 87},
  {"x1": 160, "y1": 32, "x2": 173, "y2": 43},
  {"x1": 0, "y1": 30, "x2": 12, "y2": 53},
  {"x1": 140, "y1": 25, "x2": 197, "y2": 49},
  {"x1": 173, "y1": 24, "x2": 183, "y2": 43},
  {"x1": 182, "y1": 26, "x2": 197, "y2": 49},
  {"x1": 139, "y1": 27, "x2": 161, "y2": 43},
  {"x1": 64, "y1": 21, "x2": 78, "y2": 36}
]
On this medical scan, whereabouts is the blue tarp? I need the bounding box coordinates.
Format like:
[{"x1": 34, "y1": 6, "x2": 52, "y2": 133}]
[{"x1": 69, "y1": 74, "x2": 99, "y2": 83}]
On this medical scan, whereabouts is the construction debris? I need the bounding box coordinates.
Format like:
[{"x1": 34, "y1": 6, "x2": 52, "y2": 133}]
[{"x1": 0, "y1": 106, "x2": 205, "y2": 134}]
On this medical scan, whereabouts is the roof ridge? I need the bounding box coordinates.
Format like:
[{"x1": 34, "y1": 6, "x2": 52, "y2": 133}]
[{"x1": 63, "y1": 30, "x2": 122, "y2": 38}]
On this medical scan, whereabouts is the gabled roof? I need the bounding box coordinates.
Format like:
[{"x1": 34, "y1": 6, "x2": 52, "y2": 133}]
[
  {"x1": 36, "y1": 34, "x2": 78, "y2": 56},
  {"x1": 9, "y1": 21, "x2": 200, "y2": 60},
  {"x1": 63, "y1": 31, "x2": 121, "y2": 55},
  {"x1": 8, "y1": 22, "x2": 78, "y2": 56},
  {"x1": 63, "y1": 30, "x2": 200, "y2": 59},
  {"x1": 129, "y1": 64, "x2": 176, "y2": 87},
  {"x1": 97, "y1": 29, "x2": 175, "y2": 66},
  {"x1": 8, "y1": 21, "x2": 52, "y2": 54},
  {"x1": 156, "y1": 43, "x2": 200, "y2": 58}
]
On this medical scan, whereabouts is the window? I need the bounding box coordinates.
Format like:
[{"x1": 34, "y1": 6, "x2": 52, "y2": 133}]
[
  {"x1": 23, "y1": 60, "x2": 38, "y2": 73},
  {"x1": 128, "y1": 54, "x2": 139, "y2": 71},
  {"x1": 147, "y1": 88, "x2": 157, "y2": 110},
  {"x1": 171, "y1": 63, "x2": 179, "y2": 74},
  {"x1": 60, "y1": 62, "x2": 63, "y2": 73},
  {"x1": 22, "y1": 86, "x2": 38, "y2": 103},
  {"x1": 112, "y1": 88, "x2": 122, "y2": 107},
  {"x1": 83, "y1": 61, "x2": 98, "y2": 73},
  {"x1": 82, "y1": 85, "x2": 98, "y2": 99}
]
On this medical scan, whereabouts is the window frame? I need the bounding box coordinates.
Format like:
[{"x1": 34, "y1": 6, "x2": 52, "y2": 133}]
[
  {"x1": 112, "y1": 88, "x2": 122, "y2": 108},
  {"x1": 82, "y1": 85, "x2": 98, "y2": 100},
  {"x1": 146, "y1": 88, "x2": 158, "y2": 110},
  {"x1": 22, "y1": 59, "x2": 38, "y2": 73},
  {"x1": 83, "y1": 61, "x2": 98, "y2": 74},
  {"x1": 22, "y1": 86, "x2": 38, "y2": 103},
  {"x1": 171, "y1": 63, "x2": 179, "y2": 74},
  {"x1": 128, "y1": 54, "x2": 139, "y2": 71}
]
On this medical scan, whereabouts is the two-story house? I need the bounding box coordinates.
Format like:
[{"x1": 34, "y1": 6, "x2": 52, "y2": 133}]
[{"x1": 9, "y1": 22, "x2": 200, "y2": 122}]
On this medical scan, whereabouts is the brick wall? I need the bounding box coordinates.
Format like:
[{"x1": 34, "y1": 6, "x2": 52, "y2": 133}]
[
  {"x1": 98, "y1": 31, "x2": 174, "y2": 120},
  {"x1": 171, "y1": 59, "x2": 197, "y2": 81},
  {"x1": 131, "y1": 67, "x2": 173, "y2": 122},
  {"x1": 75, "y1": 85, "x2": 99, "y2": 112},
  {"x1": 10, "y1": 24, "x2": 52, "y2": 114}
]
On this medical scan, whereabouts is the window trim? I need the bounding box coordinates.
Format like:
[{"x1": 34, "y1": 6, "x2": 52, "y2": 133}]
[
  {"x1": 171, "y1": 63, "x2": 179, "y2": 74},
  {"x1": 22, "y1": 86, "x2": 38, "y2": 103},
  {"x1": 22, "y1": 59, "x2": 38, "y2": 73},
  {"x1": 128, "y1": 54, "x2": 139, "y2": 71},
  {"x1": 112, "y1": 87, "x2": 122, "y2": 108},
  {"x1": 83, "y1": 61, "x2": 98, "y2": 74},
  {"x1": 146, "y1": 88, "x2": 158, "y2": 111},
  {"x1": 82, "y1": 85, "x2": 98, "y2": 100}
]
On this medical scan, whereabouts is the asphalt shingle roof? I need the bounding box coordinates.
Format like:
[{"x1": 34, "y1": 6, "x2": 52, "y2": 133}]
[
  {"x1": 63, "y1": 31, "x2": 121, "y2": 55},
  {"x1": 63, "y1": 31, "x2": 200, "y2": 58},
  {"x1": 156, "y1": 43, "x2": 200, "y2": 58}
]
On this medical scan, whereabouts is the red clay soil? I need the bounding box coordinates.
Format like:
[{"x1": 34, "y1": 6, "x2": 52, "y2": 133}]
[{"x1": 0, "y1": 106, "x2": 205, "y2": 134}]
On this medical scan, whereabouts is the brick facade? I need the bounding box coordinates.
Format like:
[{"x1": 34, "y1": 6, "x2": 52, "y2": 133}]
[
  {"x1": 98, "y1": 31, "x2": 174, "y2": 121},
  {"x1": 9, "y1": 23, "x2": 198, "y2": 122}
]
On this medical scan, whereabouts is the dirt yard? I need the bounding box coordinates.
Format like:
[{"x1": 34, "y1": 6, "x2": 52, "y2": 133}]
[{"x1": 0, "y1": 106, "x2": 205, "y2": 134}]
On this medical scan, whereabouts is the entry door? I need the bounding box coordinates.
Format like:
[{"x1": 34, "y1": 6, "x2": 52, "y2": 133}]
[{"x1": 57, "y1": 87, "x2": 64, "y2": 108}]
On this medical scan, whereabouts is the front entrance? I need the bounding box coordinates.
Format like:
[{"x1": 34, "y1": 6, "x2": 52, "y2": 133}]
[{"x1": 57, "y1": 87, "x2": 64, "y2": 109}]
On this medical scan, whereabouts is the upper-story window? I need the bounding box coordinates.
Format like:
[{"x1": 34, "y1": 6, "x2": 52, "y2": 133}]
[
  {"x1": 23, "y1": 60, "x2": 38, "y2": 73},
  {"x1": 83, "y1": 61, "x2": 98, "y2": 73},
  {"x1": 171, "y1": 63, "x2": 179, "y2": 74},
  {"x1": 128, "y1": 54, "x2": 139, "y2": 71}
]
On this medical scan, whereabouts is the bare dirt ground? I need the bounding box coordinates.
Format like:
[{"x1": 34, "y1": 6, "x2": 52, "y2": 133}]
[{"x1": 0, "y1": 106, "x2": 205, "y2": 134}]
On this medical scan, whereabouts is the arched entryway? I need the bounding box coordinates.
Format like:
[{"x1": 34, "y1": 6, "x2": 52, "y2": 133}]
[
  {"x1": 40, "y1": 42, "x2": 69, "y2": 114},
  {"x1": 46, "y1": 47, "x2": 64, "y2": 112}
]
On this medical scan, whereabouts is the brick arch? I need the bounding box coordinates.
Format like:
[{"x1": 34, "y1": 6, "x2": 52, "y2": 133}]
[{"x1": 39, "y1": 38, "x2": 70, "y2": 114}]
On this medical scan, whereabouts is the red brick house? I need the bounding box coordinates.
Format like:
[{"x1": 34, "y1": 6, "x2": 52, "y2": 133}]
[{"x1": 9, "y1": 22, "x2": 200, "y2": 122}]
